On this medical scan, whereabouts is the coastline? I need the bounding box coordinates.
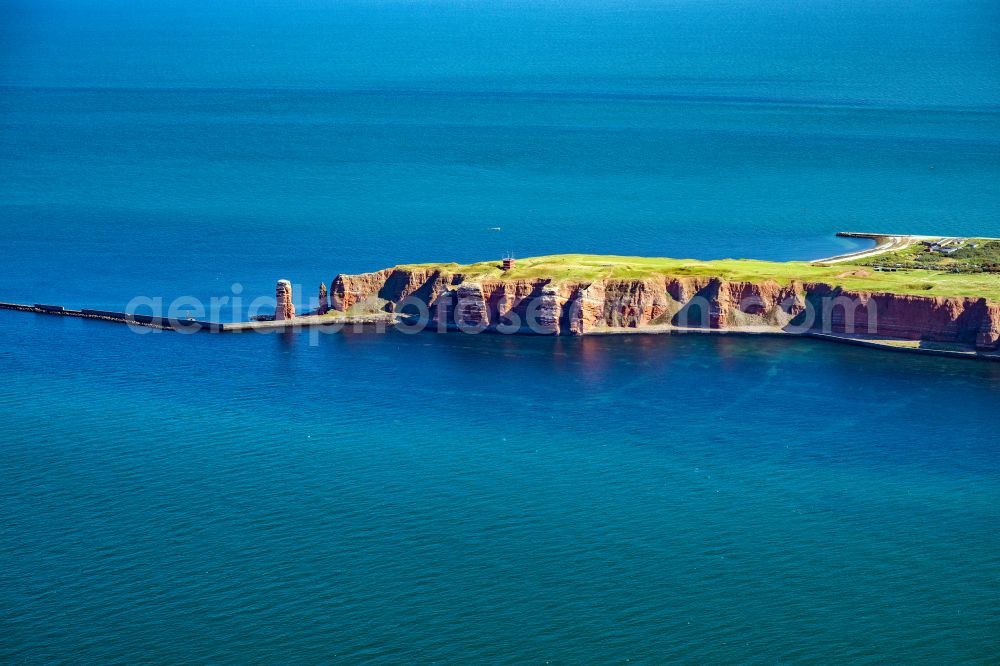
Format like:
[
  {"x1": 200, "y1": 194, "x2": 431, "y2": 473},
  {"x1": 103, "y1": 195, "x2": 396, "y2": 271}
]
[
  {"x1": 5, "y1": 300, "x2": 1000, "y2": 363},
  {"x1": 4, "y1": 232, "x2": 1000, "y2": 362},
  {"x1": 324, "y1": 237, "x2": 1000, "y2": 353},
  {"x1": 588, "y1": 324, "x2": 1000, "y2": 362}
]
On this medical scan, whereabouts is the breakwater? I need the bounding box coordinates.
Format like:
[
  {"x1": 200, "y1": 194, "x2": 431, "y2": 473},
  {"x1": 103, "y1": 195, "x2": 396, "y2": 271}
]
[
  {"x1": 0, "y1": 302, "x2": 222, "y2": 331},
  {"x1": 0, "y1": 302, "x2": 394, "y2": 333}
]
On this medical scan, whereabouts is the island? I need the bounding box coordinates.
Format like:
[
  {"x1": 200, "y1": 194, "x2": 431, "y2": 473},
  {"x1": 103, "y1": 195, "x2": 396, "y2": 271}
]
[
  {"x1": 3, "y1": 233, "x2": 999, "y2": 360},
  {"x1": 318, "y1": 233, "x2": 1000, "y2": 358}
]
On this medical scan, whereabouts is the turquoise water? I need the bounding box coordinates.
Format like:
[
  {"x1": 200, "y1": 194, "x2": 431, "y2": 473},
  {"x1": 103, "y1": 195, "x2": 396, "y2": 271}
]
[{"x1": 2, "y1": 1, "x2": 999, "y2": 662}]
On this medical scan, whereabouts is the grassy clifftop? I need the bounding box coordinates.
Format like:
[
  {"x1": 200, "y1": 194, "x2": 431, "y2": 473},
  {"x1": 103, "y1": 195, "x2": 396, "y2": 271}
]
[
  {"x1": 856, "y1": 239, "x2": 1000, "y2": 273},
  {"x1": 395, "y1": 254, "x2": 1000, "y2": 301}
]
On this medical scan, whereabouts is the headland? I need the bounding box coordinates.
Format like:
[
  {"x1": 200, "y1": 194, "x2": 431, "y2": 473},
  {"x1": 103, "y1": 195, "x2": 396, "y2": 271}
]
[
  {"x1": 4, "y1": 233, "x2": 1000, "y2": 361},
  {"x1": 323, "y1": 232, "x2": 1000, "y2": 360}
]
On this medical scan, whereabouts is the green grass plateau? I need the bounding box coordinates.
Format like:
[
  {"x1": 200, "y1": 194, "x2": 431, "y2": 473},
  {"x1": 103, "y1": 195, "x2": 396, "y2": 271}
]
[{"x1": 396, "y1": 253, "x2": 1000, "y2": 302}]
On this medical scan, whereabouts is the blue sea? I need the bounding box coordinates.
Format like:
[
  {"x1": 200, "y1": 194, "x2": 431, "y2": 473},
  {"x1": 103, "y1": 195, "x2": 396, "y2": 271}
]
[{"x1": 2, "y1": 0, "x2": 999, "y2": 662}]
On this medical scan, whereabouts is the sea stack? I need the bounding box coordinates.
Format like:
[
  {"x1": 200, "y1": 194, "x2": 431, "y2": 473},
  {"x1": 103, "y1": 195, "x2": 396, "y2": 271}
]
[
  {"x1": 275, "y1": 279, "x2": 296, "y2": 320},
  {"x1": 318, "y1": 282, "x2": 329, "y2": 315}
]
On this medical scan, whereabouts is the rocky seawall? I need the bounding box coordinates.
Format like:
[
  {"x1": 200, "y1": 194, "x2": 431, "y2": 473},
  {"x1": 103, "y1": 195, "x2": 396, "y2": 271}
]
[{"x1": 330, "y1": 268, "x2": 1000, "y2": 351}]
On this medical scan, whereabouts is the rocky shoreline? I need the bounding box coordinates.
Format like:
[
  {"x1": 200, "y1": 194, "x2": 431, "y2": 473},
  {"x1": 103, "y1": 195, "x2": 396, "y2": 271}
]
[
  {"x1": 326, "y1": 267, "x2": 1000, "y2": 353},
  {"x1": 6, "y1": 240, "x2": 1000, "y2": 362}
]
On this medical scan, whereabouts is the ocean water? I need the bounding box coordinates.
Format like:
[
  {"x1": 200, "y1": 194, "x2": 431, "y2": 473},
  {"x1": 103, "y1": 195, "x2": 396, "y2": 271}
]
[{"x1": 2, "y1": 0, "x2": 999, "y2": 662}]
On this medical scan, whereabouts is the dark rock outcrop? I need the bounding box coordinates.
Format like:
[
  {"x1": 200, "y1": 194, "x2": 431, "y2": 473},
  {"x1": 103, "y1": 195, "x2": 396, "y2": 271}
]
[{"x1": 318, "y1": 282, "x2": 328, "y2": 315}]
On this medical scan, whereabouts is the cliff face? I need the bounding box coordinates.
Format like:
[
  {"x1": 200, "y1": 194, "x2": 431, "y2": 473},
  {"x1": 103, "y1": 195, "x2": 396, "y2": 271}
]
[
  {"x1": 978, "y1": 303, "x2": 1000, "y2": 350},
  {"x1": 803, "y1": 285, "x2": 1000, "y2": 349},
  {"x1": 331, "y1": 268, "x2": 448, "y2": 312},
  {"x1": 328, "y1": 268, "x2": 1000, "y2": 350}
]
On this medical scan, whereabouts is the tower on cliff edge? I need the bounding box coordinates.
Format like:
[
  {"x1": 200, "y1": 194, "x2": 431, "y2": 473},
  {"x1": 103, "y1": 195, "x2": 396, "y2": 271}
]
[
  {"x1": 275, "y1": 280, "x2": 296, "y2": 320},
  {"x1": 502, "y1": 253, "x2": 516, "y2": 271}
]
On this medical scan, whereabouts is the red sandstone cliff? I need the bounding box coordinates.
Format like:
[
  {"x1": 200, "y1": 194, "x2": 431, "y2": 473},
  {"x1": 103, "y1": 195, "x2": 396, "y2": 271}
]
[
  {"x1": 328, "y1": 268, "x2": 1000, "y2": 350},
  {"x1": 275, "y1": 279, "x2": 296, "y2": 320}
]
